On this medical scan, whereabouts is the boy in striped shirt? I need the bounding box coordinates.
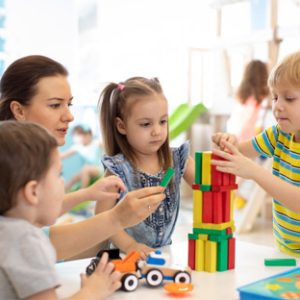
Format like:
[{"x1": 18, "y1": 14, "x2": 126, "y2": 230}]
[{"x1": 211, "y1": 51, "x2": 300, "y2": 257}]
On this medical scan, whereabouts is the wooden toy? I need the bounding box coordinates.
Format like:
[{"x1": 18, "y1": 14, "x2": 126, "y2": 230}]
[
  {"x1": 86, "y1": 249, "x2": 191, "y2": 292},
  {"x1": 160, "y1": 167, "x2": 175, "y2": 187},
  {"x1": 164, "y1": 282, "x2": 194, "y2": 294},
  {"x1": 264, "y1": 258, "x2": 297, "y2": 267},
  {"x1": 188, "y1": 151, "x2": 237, "y2": 272}
]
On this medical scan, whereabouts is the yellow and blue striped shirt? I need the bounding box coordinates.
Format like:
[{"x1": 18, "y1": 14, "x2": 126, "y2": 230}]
[{"x1": 253, "y1": 125, "x2": 300, "y2": 257}]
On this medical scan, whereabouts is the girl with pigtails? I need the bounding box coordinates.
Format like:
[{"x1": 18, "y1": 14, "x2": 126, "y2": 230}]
[{"x1": 96, "y1": 77, "x2": 195, "y2": 258}]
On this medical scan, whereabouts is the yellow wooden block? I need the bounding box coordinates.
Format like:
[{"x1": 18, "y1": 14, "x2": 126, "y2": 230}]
[
  {"x1": 198, "y1": 234, "x2": 208, "y2": 240},
  {"x1": 193, "y1": 220, "x2": 234, "y2": 230},
  {"x1": 204, "y1": 240, "x2": 217, "y2": 272},
  {"x1": 193, "y1": 189, "x2": 203, "y2": 224},
  {"x1": 195, "y1": 239, "x2": 205, "y2": 271},
  {"x1": 202, "y1": 151, "x2": 212, "y2": 185}
]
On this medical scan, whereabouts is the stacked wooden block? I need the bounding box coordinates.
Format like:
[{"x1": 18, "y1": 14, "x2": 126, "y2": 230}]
[{"x1": 188, "y1": 151, "x2": 238, "y2": 272}]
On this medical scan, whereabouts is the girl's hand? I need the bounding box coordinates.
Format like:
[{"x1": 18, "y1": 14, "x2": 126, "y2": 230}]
[
  {"x1": 211, "y1": 141, "x2": 258, "y2": 179},
  {"x1": 85, "y1": 175, "x2": 126, "y2": 202},
  {"x1": 79, "y1": 252, "x2": 121, "y2": 300},
  {"x1": 212, "y1": 132, "x2": 238, "y2": 151},
  {"x1": 124, "y1": 242, "x2": 154, "y2": 260}
]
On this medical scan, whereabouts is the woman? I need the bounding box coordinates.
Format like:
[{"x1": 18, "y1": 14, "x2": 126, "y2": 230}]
[{"x1": 0, "y1": 55, "x2": 165, "y2": 260}]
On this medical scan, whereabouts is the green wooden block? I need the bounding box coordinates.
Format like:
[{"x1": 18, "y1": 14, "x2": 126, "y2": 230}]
[
  {"x1": 188, "y1": 233, "x2": 199, "y2": 240},
  {"x1": 195, "y1": 152, "x2": 202, "y2": 184},
  {"x1": 264, "y1": 258, "x2": 296, "y2": 267},
  {"x1": 217, "y1": 240, "x2": 228, "y2": 271},
  {"x1": 200, "y1": 185, "x2": 211, "y2": 191},
  {"x1": 193, "y1": 227, "x2": 227, "y2": 236},
  {"x1": 160, "y1": 167, "x2": 175, "y2": 187},
  {"x1": 209, "y1": 233, "x2": 233, "y2": 242}
]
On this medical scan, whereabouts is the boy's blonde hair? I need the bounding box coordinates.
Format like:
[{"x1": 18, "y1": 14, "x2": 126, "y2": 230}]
[
  {"x1": 269, "y1": 51, "x2": 300, "y2": 89},
  {"x1": 0, "y1": 121, "x2": 57, "y2": 214},
  {"x1": 98, "y1": 77, "x2": 172, "y2": 171}
]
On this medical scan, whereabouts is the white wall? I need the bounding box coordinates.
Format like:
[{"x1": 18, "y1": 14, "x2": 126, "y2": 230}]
[
  {"x1": 95, "y1": 0, "x2": 216, "y2": 113},
  {"x1": 5, "y1": 0, "x2": 79, "y2": 90}
]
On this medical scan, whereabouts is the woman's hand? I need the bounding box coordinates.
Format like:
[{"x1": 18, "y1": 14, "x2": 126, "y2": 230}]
[
  {"x1": 85, "y1": 175, "x2": 126, "y2": 202},
  {"x1": 113, "y1": 186, "x2": 165, "y2": 229}
]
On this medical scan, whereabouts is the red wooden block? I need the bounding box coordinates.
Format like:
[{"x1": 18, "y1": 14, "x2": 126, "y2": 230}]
[
  {"x1": 222, "y1": 173, "x2": 230, "y2": 186},
  {"x1": 228, "y1": 237, "x2": 236, "y2": 270},
  {"x1": 211, "y1": 154, "x2": 223, "y2": 186},
  {"x1": 212, "y1": 192, "x2": 223, "y2": 224},
  {"x1": 188, "y1": 239, "x2": 195, "y2": 270},
  {"x1": 211, "y1": 184, "x2": 238, "y2": 192},
  {"x1": 192, "y1": 183, "x2": 201, "y2": 190},
  {"x1": 229, "y1": 174, "x2": 236, "y2": 185},
  {"x1": 202, "y1": 191, "x2": 213, "y2": 223},
  {"x1": 226, "y1": 227, "x2": 232, "y2": 235},
  {"x1": 222, "y1": 191, "x2": 231, "y2": 222}
]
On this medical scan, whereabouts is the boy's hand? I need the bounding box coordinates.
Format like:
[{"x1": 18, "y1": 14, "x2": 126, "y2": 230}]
[
  {"x1": 113, "y1": 186, "x2": 165, "y2": 229},
  {"x1": 212, "y1": 132, "x2": 238, "y2": 151},
  {"x1": 211, "y1": 141, "x2": 258, "y2": 179},
  {"x1": 85, "y1": 175, "x2": 126, "y2": 202},
  {"x1": 79, "y1": 252, "x2": 121, "y2": 299}
]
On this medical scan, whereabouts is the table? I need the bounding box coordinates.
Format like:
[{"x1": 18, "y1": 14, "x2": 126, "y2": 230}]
[{"x1": 55, "y1": 241, "x2": 299, "y2": 300}]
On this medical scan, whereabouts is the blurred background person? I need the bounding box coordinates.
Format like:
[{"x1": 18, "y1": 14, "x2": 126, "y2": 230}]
[
  {"x1": 61, "y1": 124, "x2": 104, "y2": 192},
  {"x1": 227, "y1": 60, "x2": 269, "y2": 209}
]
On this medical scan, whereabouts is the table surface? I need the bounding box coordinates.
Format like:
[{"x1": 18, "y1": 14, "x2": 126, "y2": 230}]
[{"x1": 55, "y1": 240, "x2": 299, "y2": 300}]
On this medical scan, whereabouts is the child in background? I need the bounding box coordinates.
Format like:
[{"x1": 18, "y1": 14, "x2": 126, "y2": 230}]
[
  {"x1": 227, "y1": 60, "x2": 269, "y2": 209},
  {"x1": 227, "y1": 60, "x2": 269, "y2": 141},
  {"x1": 212, "y1": 51, "x2": 300, "y2": 257},
  {"x1": 96, "y1": 77, "x2": 195, "y2": 257},
  {"x1": 0, "y1": 121, "x2": 121, "y2": 300},
  {"x1": 61, "y1": 124, "x2": 103, "y2": 191}
]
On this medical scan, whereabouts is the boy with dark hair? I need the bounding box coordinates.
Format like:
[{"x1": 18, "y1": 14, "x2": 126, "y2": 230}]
[{"x1": 0, "y1": 121, "x2": 121, "y2": 300}]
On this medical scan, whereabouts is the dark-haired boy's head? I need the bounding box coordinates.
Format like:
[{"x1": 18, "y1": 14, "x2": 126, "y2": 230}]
[{"x1": 0, "y1": 121, "x2": 58, "y2": 214}]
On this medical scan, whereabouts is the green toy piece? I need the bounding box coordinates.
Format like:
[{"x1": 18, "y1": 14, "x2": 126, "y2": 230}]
[
  {"x1": 160, "y1": 167, "x2": 175, "y2": 187},
  {"x1": 264, "y1": 258, "x2": 296, "y2": 267}
]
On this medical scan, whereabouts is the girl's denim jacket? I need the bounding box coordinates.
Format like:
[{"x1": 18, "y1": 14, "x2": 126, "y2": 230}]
[{"x1": 102, "y1": 142, "x2": 189, "y2": 248}]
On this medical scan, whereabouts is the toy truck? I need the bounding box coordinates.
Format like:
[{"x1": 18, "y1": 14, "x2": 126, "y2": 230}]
[{"x1": 86, "y1": 249, "x2": 192, "y2": 292}]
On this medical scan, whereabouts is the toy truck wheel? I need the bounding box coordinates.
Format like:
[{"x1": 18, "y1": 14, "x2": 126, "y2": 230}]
[
  {"x1": 121, "y1": 273, "x2": 139, "y2": 292},
  {"x1": 173, "y1": 271, "x2": 191, "y2": 283},
  {"x1": 146, "y1": 269, "x2": 163, "y2": 287}
]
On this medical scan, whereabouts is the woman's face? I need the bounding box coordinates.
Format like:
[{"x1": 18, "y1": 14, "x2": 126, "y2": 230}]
[{"x1": 20, "y1": 75, "x2": 74, "y2": 146}]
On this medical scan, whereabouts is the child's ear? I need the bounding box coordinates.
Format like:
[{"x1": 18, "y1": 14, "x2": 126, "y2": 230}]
[
  {"x1": 10, "y1": 101, "x2": 26, "y2": 121},
  {"x1": 115, "y1": 117, "x2": 127, "y2": 135},
  {"x1": 23, "y1": 180, "x2": 39, "y2": 206}
]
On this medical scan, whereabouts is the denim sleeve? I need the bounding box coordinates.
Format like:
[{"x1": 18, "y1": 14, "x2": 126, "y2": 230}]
[
  {"x1": 102, "y1": 154, "x2": 128, "y2": 201},
  {"x1": 102, "y1": 154, "x2": 120, "y2": 175}
]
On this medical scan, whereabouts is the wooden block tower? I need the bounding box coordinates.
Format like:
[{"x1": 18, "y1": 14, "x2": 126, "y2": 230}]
[{"x1": 188, "y1": 151, "x2": 238, "y2": 272}]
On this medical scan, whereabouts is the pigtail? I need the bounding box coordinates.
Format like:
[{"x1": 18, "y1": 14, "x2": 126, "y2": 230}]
[
  {"x1": 99, "y1": 77, "x2": 173, "y2": 173},
  {"x1": 98, "y1": 83, "x2": 119, "y2": 156}
]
